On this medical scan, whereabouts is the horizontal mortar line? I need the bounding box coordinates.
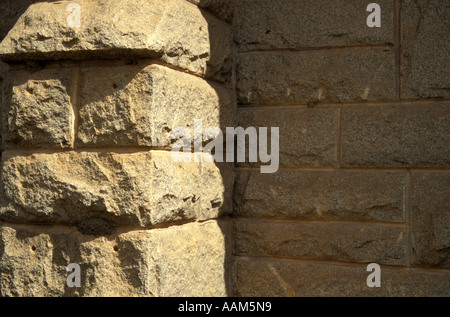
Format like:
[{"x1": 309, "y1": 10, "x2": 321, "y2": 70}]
[
  {"x1": 232, "y1": 217, "x2": 407, "y2": 228},
  {"x1": 1, "y1": 147, "x2": 174, "y2": 155},
  {"x1": 233, "y1": 255, "x2": 450, "y2": 274},
  {"x1": 2, "y1": 151, "x2": 448, "y2": 171},
  {"x1": 5, "y1": 58, "x2": 233, "y2": 89},
  {"x1": 236, "y1": 166, "x2": 450, "y2": 172},
  {"x1": 0, "y1": 217, "x2": 227, "y2": 234},
  {"x1": 237, "y1": 166, "x2": 337, "y2": 172},
  {"x1": 236, "y1": 43, "x2": 395, "y2": 54},
  {"x1": 237, "y1": 98, "x2": 450, "y2": 109}
]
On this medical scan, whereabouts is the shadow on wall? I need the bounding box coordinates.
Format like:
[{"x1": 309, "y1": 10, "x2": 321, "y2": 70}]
[
  {"x1": 0, "y1": 0, "x2": 236, "y2": 296},
  {"x1": 0, "y1": 0, "x2": 33, "y2": 43}
]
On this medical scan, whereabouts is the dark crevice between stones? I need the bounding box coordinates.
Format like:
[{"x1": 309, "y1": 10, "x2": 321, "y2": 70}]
[{"x1": 76, "y1": 217, "x2": 116, "y2": 236}]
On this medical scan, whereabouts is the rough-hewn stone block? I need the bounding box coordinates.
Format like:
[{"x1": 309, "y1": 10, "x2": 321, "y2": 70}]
[
  {"x1": 0, "y1": 151, "x2": 233, "y2": 226},
  {"x1": 236, "y1": 0, "x2": 393, "y2": 51},
  {"x1": 234, "y1": 220, "x2": 407, "y2": 266},
  {"x1": 236, "y1": 50, "x2": 396, "y2": 104},
  {"x1": 411, "y1": 172, "x2": 450, "y2": 268},
  {"x1": 233, "y1": 258, "x2": 450, "y2": 296},
  {"x1": 0, "y1": 0, "x2": 33, "y2": 42},
  {"x1": 401, "y1": 0, "x2": 450, "y2": 99},
  {"x1": 187, "y1": 0, "x2": 236, "y2": 23},
  {"x1": 0, "y1": 220, "x2": 229, "y2": 297},
  {"x1": 0, "y1": 0, "x2": 232, "y2": 81},
  {"x1": 238, "y1": 107, "x2": 337, "y2": 167},
  {"x1": 342, "y1": 103, "x2": 450, "y2": 167},
  {"x1": 235, "y1": 170, "x2": 405, "y2": 222},
  {"x1": 2, "y1": 68, "x2": 73, "y2": 149},
  {"x1": 78, "y1": 63, "x2": 235, "y2": 147},
  {"x1": 0, "y1": 62, "x2": 7, "y2": 150}
]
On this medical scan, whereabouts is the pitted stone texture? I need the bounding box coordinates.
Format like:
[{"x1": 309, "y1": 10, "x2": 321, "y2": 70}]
[
  {"x1": 0, "y1": 220, "x2": 229, "y2": 297},
  {"x1": 411, "y1": 172, "x2": 450, "y2": 268},
  {"x1": 188, "y1": 0, "x2": 236, "y2": 23},
  {"x1": 0, "y1": 0, "x2": 33, "y2": 42},
  {"x1": 234, "y1": 219, "x2": 407, "y2": 266},
  {"x1": 77, "y1": 63, "x2": 235, "y2": 147},
  {"x1": 236, "y1": 0, "x2": 393, "y2": 51},
  {"x1": 0, "y1": 151, "x2": 233, "y2": 226},
  {"x1": 2, "y1": 68, "x2": 73, "y2": 149},
  {"x1": 238, "y1": 107, "x2": 337, "y2": 167},
  {"x1": 237, "y1": 50, "x2": 396, "y2": 105},
  {"x1": 401, "y1": 0, "x2": 450, "y2": 99},
  {"x1": 342, "y1": 103, "x2": 450, "y2": 167},
  {"x1": 0, "y1": 0, "x2": 232, "y2": 81},
  {"x1": 234, "y1": 258, "x2": 450, "y2": 297},
  {"x1": 235, "y1": 170, "x2": 405, "y2": 222}
]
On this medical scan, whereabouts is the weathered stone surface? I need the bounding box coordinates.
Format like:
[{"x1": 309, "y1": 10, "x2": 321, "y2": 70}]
[
  {"x1": 0, "y1": 0, "x2": 33, "y2": 42},
  {"x1": 411, "y1": 172, "x2": 450, "y2": 268},
  {"x1": 78, "y1": 63, "x2": 235, "y2": 147},
  {"x1": 235, "y1": 170, "x2": 405, "y2": 222},
  {"x1": 0, "y1": 62, "x2": 7, "y2": 150},
  {"x1": 238, "y1": 107, "x2": 337, "y2": 167},
  {"x1": 342, "y1": 103, "x2": 450, "y2": 167},
  {"x1": 237, "y1": 50, "x2": 396, "y2": 104},
  {"x1": 2, "y1": 68, "x2": 73, "y2": 149},
  {"x1": 0, "y1": 220, "x2": 229, "y2": 296},
  {"x1": 233, "y1": 258, "x2": 450, "y2": 296},
  {"x1": 0, "y1": 0, "x2": 232, "y2": 81},
  {"x1": 188, "y1": 0, "x2": 236, "y2": 23},
  {"x1": 0, "y1": 151, "x2": 233, "y2": 226},
  {"x1": 235, "y1": 0, "x2": 393, "y2": 51},
  {"x1": 401, "y1": 0, "x2": 450, "y2": 99},
  {"x1": 148, "y1": 219, "x2": 231, "y2": 297},
  {"x1": 234, "y1": 220, "x2": 407, "y2": 266}
]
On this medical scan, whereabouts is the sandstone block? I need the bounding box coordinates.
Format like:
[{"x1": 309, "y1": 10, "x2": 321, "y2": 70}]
[
  {"x1": 0, "y1": 0, "x2": 232, "y2": 80},
  {"x1": 0, "y1": 151, "x2": 233, "y2": 226},
  {"x1": 342, "y1": 103, "x2": 450, "y2": 167},
  {"x1": 0, "y1": 220, "x2": 229, "y2": 296},
  {"x1": 187, "y1": 0, "x2": 236, "y2": 23},
  {"x1": 411, "y1": 172, "x2": 450, "y2": 268},
  {"x1": 78, "y1": 63, "x2": 235, "y2": 147},
  {"x1": 237, "y1": 107, "x2": 337, "y2": 167},
  {"x1": 0, "y1": 0, "x2": 33, "y2": 42},
  {"x1": 234, "y1": 220, "x2": 407, "y2": 266},
  {"x1": 236, "y1": 50, "x2": 396, "y2": 104},
  {"x1": 2, "y1": 68, "x2": 73, "y2": 149},
  {"x1": 233, "y1": 258, "x2": 450, "y2": 296},
  {"x1": 235, "y1": 170, "x2": 405, "y2": 222},
  {"x1": 401, "y1": 0, "x2": 450, "y2": 99},
  {"x1": 235, "y1": 0, "x2": 393, "y2": 51}
]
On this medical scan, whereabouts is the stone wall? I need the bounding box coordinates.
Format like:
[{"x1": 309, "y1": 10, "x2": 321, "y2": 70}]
[
  {"x1": 0, "y1": 0, "x2": 448, "y2": 297},
  {"x1": 232, "y1": 0, "x2": 449, "y2": 296},
  {"x1": 0, "y1": 0, "x2": 235, "y2": 296}
]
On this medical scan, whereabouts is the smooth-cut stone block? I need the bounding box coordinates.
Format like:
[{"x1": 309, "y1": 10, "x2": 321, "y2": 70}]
[
  {"x1": 236, "y1": 50, "x2": 396, "y2": 104},
  {"x1": 401, "y1": 0, "x2": 450, "y2": 99},
  {"x1": 233, "y1": 258, "x2": 450, "y2": 296},
  {"x1": 342, "y1": 103, "x2": 450, "y2": 167},
  {"x1": 238, "y1": 107, "x2": 338, "y2": 167},
  {"x1": 234, "y1": 220, "x2": 407, "y2": 266},
  {"x1": 411, "y1": 172, "x2": 450, "y2": 268},
  {"x1": 235, "y1": 170, "x2": 405, "y2": 222},
  {"x1": 236, "y1": 0, "x2": 394, "y2": 50}
]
